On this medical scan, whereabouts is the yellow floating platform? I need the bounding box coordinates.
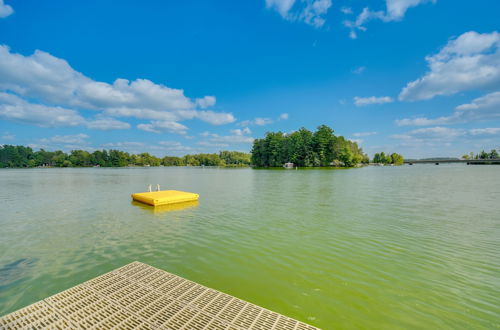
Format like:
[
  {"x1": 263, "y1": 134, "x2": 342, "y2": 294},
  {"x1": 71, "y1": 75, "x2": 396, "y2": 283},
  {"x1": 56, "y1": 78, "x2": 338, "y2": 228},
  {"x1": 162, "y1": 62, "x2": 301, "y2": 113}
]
[{"x1": 131, "y1": 190, "x2": 199, "y2": 206}]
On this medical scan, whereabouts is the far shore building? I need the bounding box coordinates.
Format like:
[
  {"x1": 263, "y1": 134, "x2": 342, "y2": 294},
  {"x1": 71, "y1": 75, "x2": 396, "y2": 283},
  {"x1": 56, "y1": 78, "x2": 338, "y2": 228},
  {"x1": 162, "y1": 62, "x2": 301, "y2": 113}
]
[{"x1": 283, "y1": 162, "x2": 294, "y2": 168}]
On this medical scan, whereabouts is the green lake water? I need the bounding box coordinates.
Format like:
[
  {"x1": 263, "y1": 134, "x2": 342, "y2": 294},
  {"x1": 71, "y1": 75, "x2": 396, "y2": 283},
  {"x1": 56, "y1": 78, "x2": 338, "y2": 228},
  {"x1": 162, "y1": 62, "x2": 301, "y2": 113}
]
[{"x1": 0, "y1": 166, "x2": 499, "y2": 329}]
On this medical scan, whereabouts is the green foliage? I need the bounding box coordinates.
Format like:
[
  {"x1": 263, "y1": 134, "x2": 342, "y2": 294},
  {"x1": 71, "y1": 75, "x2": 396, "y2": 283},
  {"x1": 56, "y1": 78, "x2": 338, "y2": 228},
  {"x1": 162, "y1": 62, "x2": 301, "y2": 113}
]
[
  {"x1": 390, "y1": 153, "x2": 404, "y2": 165},
  {"x1": 251, "y1": 125, "x2": 368, "y2": 167},
  {"x1": 479, "y1": 150, "x2": 489, "y2": 159},
  {"x1": 0, "y1": 145, "x2": 34, "y2": 167},
  {"x1": 372, "y1": 152, "x2": 404, "y2": 165},
  {"x1": 467, "y1": 149, "x2": 500, "y2": 160},
  {"x1": 0, "y1": 145, "x2": 251, "y2": 168},
  {"x1": 183, "y1": 153, "x2": 225, "y2": 166},
  {"x1": 219, "y1": 151, "x2": 251, "y2": 166},
  {"x1": 162, "y1": 156, "x2": 184, "y2": 166}
]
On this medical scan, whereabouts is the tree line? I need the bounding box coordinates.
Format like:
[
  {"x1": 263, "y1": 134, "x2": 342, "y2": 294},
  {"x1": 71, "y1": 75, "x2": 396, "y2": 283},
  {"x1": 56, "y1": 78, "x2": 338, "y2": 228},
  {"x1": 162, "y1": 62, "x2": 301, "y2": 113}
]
[
  {"x1": 462, "y1": 149, "x2": 499, "y2": 160},
  {"x1": 372, "y1": 152, "x2": 404, "y2": 165},
  {"x1": 251, "y1": 125, "x2": 369, "y2": 167},
  {"x1": 0, "y1": 145, "x2": 251, "y2": 168}
]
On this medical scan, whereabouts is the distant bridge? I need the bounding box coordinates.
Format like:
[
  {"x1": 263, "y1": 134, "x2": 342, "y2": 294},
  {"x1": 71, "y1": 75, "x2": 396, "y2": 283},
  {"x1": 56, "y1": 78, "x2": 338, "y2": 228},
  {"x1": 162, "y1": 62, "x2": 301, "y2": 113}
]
[{"x1": 404, "y1": 159, "x2": 500, "y2": 165}]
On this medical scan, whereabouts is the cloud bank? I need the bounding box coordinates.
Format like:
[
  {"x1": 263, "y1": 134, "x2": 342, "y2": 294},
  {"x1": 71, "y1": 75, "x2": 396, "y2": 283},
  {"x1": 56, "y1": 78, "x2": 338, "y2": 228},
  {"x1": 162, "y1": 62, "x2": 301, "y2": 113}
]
[
  {"x1": 354, "y1": 96, "x2": 393, "y2": 106},
  {"x1": 399, "y1": 31, "x2": 500, "y2": 101},
  {"x1": 0, "y1": 45, "x2": 235, "y2": 132}
]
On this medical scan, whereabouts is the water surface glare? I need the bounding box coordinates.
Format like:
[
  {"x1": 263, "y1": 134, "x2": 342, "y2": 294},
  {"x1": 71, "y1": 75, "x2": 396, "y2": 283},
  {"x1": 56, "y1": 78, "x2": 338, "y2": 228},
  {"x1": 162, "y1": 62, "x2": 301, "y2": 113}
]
[{"x1": 0, "y1": 166, "x2": 499, "y2": 329}]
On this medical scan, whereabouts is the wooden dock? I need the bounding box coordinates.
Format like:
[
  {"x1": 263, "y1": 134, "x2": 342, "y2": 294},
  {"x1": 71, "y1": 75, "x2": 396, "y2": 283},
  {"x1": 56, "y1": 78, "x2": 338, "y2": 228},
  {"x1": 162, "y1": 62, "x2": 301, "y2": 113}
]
[{"x1": 0, "y1": 262, "x2": 318, "y2": 329}]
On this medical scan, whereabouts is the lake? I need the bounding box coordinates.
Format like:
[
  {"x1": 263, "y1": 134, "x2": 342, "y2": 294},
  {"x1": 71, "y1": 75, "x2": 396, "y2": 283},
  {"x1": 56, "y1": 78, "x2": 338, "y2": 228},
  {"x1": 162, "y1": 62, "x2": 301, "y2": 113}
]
[{"x1": 0, "y1": 166, "x2": 499, "y2": 329}]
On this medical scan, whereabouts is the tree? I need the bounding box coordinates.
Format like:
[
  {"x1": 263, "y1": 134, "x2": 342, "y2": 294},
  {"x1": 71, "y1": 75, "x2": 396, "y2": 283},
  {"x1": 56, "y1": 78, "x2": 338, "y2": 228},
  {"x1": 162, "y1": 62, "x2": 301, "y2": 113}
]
[
  {"x1": 219, "y1": 151, "x2": 251, "y2": 166},
  {"x1": 372, "y1": 151, "x2": 404, "y2": 165},
  {"x1": 313, "y1": 125, "x2": 335, "y2": 166},
  {"x1": 69, "y1": 150, "x2": 91, "y2": 166},
  {"x1": 390, "y1": 153, "x2": 404, "y2": 165},
  {"x1": 250, "y1": 125, "x2": 368, "y2": 167},
  {"x1": 338, "y1": 146, "x2": 354, "y2": 167},
  {"x1": 296, "y1": 128, "x2": 315, "y2": 167},
  {"x1": 0, "y1": 145, "x2": 250, "y2": 168},
  {"x1": 489, "y1": 149, "x2": 499, "y2": 159},
  {"x1": 162, "y1": 156, "x2": 184, "y2": 166}
]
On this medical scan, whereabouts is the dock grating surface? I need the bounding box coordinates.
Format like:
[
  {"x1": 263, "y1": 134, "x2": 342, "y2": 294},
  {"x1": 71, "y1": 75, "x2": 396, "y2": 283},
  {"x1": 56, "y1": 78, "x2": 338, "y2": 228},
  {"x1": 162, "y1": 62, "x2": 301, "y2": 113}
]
[{"x1": 0, "y1": 261, "x2": 318, "y2": 329}]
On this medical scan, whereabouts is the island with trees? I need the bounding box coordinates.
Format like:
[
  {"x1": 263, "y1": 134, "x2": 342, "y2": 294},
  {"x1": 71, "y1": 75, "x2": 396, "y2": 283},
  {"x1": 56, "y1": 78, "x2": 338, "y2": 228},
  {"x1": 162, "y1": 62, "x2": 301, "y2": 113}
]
[
  {"x1": 372, "y1": 152, "x2": 404, "y2": 165},
  {"x1": 251, "y1": 125, "x2": 371, "y2": 167}
]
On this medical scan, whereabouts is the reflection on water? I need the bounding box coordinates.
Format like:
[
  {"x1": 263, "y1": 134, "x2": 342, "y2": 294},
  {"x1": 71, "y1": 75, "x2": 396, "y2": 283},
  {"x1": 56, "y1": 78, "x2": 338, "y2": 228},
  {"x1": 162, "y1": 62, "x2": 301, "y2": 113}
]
[
  {"x1": 0, "y1": 258, "x2": 37, "y2": 290},
  {"x1": 131, "y1": 200, "x2": 200, "y2": 215},
  {"x1": 0, "y1": 166, "x2": 499, "y2": 328}
]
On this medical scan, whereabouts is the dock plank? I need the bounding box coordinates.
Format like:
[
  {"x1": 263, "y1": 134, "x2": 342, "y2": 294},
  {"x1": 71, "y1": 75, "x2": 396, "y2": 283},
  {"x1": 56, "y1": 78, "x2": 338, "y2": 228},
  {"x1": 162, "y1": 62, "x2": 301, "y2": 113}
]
[{"x1": 0, "y1": 262, "x2": 318, "y2": 329}]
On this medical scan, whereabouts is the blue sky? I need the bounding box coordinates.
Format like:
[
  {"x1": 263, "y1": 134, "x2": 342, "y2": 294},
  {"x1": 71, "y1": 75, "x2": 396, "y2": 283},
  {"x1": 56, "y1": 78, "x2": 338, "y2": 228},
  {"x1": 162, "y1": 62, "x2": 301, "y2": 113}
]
[{"x1": 0, "y1": 0, "x2": 499, "y2": 158}]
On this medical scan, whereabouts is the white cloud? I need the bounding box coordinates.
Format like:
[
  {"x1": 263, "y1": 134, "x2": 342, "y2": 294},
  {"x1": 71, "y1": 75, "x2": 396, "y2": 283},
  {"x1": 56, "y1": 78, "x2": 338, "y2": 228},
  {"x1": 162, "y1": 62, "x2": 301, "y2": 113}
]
[
  {"x1": 392, "y1": 127, "x2": 465, "y2": 141},
  {"x1": 399, "y1": 31, "x2": 500, "y2": 101},
  {"x1": 391, "y1": 126, "x2": 500, "y2": 150},
  {"x1": 352, "y1": 66, "x2": 366, "y2": 74},
  {"x1": 239, "y1": 117, "x2": 274, "y2": 126},
  {"x1": 156, "y1": 141, "x2": 194, "y2": 153},
  {"x1": 266, "y1": 0, "x2": 296, "y2": 17},
  {"x1": 266, "y1": 0, "x2": 332, "y2": 28},
  {"x1": 101, "y1": 140, "x2": 200, "y2": 156},
  {"x1": 396, "y1": 91, "x2": 500, "y2": 126},
  {"x1": 279, "y1": 113, "x2": 289, "y2": 120},
  {"x1": 196, "y1": 141, "x2": 230, "y2": 148},
  {"x1": 301, "y1": 0, "x2": 332, "y2": 28},
  {"x1": 201, "y1": 129, "x2": 254, "y2": 144},
  {"x1": 104, "y1": 106, "x2": 178, "y2": 121},
  {"x1": 395, "y1": 116, "x2": 446, "y2": 126},
  {"x1": 469, "y1": 127, "x2": 500, "y2": 136},
  {"x1": 211, "y1": 134, "x2": 254, "y2": 144},
  {"x1": 158, "y1": 141, "x2": 182, "y2": 147},
  {"x1": 354, "y1": 96, "x2": 393, "y2": 106},
  {"x1": 0, "y1": 92, "x2": 85, "y2": 127},
  {"x1": 341, "y1": 6, "x2": 352, "y2": 14},
  {"x1": 386, "y1": 0, "x2": 435, "y2": 20},
  {"x1": 194, "y1": 110, "x2": 235, "y2": 125},
  {"x1": 28, "y1": 134, "x2": 93, "y2": 152},
  {"x1": 40, "y1": 134, "x2": 89, "y2": 145},
  {"x1": 0, "y1": 0, "x2": 13, "y2": 18},
  {"x1": 239, "y1": 113, "x2": 287, "y2": 127},
  {"x1": 0, "y1": 45, "x2": 235, "y2": 130},
  {"x1": 86, "y1": 117, "x2": 131, "y2": 130},
  {"x1": 456, "y1": 91, "x2": 500, "y2": 113},
  {"x1": 344, "y1": 0, "x2": 436, "y2": 39},
  {"x1": 0, "y1": 92, "x2": 132, "y2": 130},
  {"x1": 352, "y1": 131, "x2": 377, "y2": 137},
  {"x1": 195, "y1": 95, "x2": 216, "y2": 108},
  {"x1": 230, "y1": 127, "x2": 252, "y2": 136},
  {"x1": 0, "y1": 132, "x2": 14, "y2": 140},
  {"x1": 256, "y1": 117, "x2": 273, "y2": 125},
  {"x1": 137, "y1": 121, "x2": 188, "y2": 134},
  {"x1": 102, "y1": 141, "x2": 145, "y2": 148}
]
